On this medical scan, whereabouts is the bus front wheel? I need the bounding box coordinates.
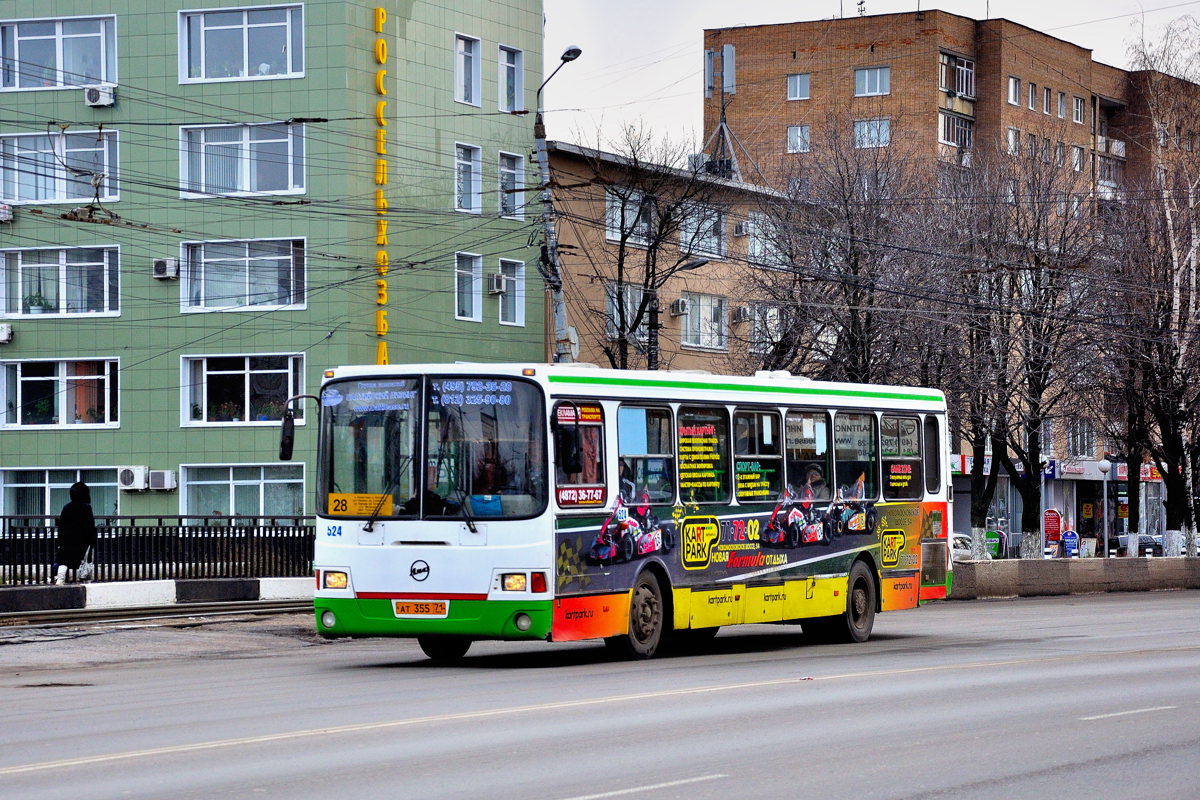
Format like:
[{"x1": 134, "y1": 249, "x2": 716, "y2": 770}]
[
  {"x1": 417, "y1": 635, "x2": 472, "y2": 662},
  {"x1": 606, "y1": 573, "x2": 665, "y2": 659}
]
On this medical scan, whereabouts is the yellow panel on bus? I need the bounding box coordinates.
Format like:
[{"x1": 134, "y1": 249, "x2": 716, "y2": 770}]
[
  {"x1": 688, "y1": 585, "x2": 745, "y2": 628},
  {"x1": 782, "y1": 575, "x2": 847, "y2": 619},
  {"x1": 743, "y1": 584, "x2": 787, "y2": 624}
]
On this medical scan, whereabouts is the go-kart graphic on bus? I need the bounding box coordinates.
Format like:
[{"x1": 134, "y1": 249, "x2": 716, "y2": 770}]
[
  {"x1": 763, "y1": 472, "x2": 877, "y2": 548},
  {"x1": 588, "y1": 491, "x2": 676, "y2": 564}
]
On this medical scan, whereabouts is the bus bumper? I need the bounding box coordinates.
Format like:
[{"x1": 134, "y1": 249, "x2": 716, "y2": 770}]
[{"x1": 314, "y1": 596, "x2": 553, "y2": 640}]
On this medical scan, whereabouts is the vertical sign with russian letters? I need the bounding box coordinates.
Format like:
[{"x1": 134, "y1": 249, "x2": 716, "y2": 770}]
[{"x1": 373, "y1": 7, "x2": 390, "y2": 364}]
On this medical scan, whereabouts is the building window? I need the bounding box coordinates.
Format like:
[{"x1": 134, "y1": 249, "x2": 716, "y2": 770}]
[
  {"x1": 1058, "y1": 92, "x2": 1066, "y2": 118},
  {"x1": 2, "y1": 247, "x2": 118, "y2": 316},
  {"x1": 0, "y1": 16, "x2": 116, "y2": 89},
  {"x1": 1073, "y1": 96, "x2": 1085, "y2": 124},
  {"x1": 746, "y1": 213, "x2": 785, "y2": 268},
  {"x1": 498, "y1": 152, "x2": 523, "y2": 219},
  {"x1": 1028, "y1": 82, "x2": 1037, "y2": 110},
  {"x1": 681, "y1": 292, "x2": 727, "y2": 350},
  {"x1": 605, "y1": 188, "x2": 653, "y2": 245},
  {"x1": 1071, "y1": 145, "x2": 1084, "y2": 171},
  {"x1": 183, "y1": 239, "x2": 304, "y2": 310},
  {"x1": 938, "y1": 112, "x2": 973, "y2": 149},
  {"x1": 184, "y1": 354, "x2": 302, "y2": 424},
  {"x1": 1067, "y1": 419, "x2": 1096, "y2": 459},
  {"x1": 787, "y1": 124, "x2": 811, "y2": 153},
  {"x1": 1055, "y1": 141, "x2": 1065, "y2": 167},
  {"x1": 1098, "y1": 155, "x2": 1122, "y2": 187},
  {"x1": 2, "y1": 359, "x2": 118, "y2": 426},
  {"x1": 1, "y1": 130, "x2": 118, "y2": 203},
  {"x1": 454, "y1": 143, "x2": 481, "y2": 213},
  {"x1": 1006, "y1": 127, "x2": 1020, "y2": 156},
  {"x1": 454, "y1": 252, "x2": 482, "y2": 321},
  {"x1": 1, "y1": 468, "x2": 118, "y2": 519},
  {"x1": 748, "y1": 304, "x2": 782, "y2": 355},
  {"x1": 498, "y1": 258, "x2": 524, "y2": 326},
  {"x1": 1007, "y1": 76, "x2": 1021, "y2": 105},
  {"x1": 454, "y1": 33, "x2": 480, "y2": 105},
  {"x1": 1026, "y1": 133, "x2": 1037, "y2": 159},
  {"x1": 1043, "y1": 87, "x2": 1051, "y2": 114},
  {"x1": 680, "y1": 204, "x2": 725, "y2": 258},
  {"x1": 787, "y1": 72, "x2": 810, "y2": 100},
  {"x1": 607, "y1": 282, "x2": 647, "y2": 341},
  {"x1": 1042, "y1": 137, "x2": 1051, "y2": 163},
  {"x1": 854, "y1": 66, "x2": 890, "y2": 96},
  {"x1": 182, "y1": 464, "x2": 303, "y2": 518},
  {"x1": 181, "y1": 123, "x2": 304, "y2": 197},
  {"x1": 180, "y1": 5, "x2": 303, "y2": 82},
  {"x1": 498, "y1": 45, "x2": 522, "y2": 112},
  {"x1": 853, "y1": 118, "x2": 890, "y2": 149},
  {"x1": 939, "y1": 53, "x2": 974, "y2": 98}
]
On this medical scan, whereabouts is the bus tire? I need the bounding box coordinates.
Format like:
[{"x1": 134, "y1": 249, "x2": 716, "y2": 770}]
[
  {"x1": 801, "y1": 561, "x2": 876, "y2": 644},
  {"x1": 605, "y1": 572, "x2": 665, "y2": 659},
  {"x1": 417, "y1": 635, "x2": 471, "y2": 662}
]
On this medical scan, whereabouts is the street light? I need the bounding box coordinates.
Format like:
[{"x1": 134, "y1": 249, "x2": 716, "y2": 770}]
[
  {"x1": 533, "y1": 46, "x2": 581, "y2": 363},
  {"x1": 647, "y1": 258, "x2": 709, "y2": 370},
  {"x1": 1098, "y1": 457, "x2": 1111, "y2": 558}
]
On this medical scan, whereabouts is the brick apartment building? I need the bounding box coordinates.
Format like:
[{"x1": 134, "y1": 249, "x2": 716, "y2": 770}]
[{"x1": 700, "y1": 9, "x2": 1182, "y2": 195}]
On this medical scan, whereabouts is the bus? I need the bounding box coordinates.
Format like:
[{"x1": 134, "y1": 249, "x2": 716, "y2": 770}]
[{"x1": 284, "y1": 363, "x2": 952, "y2": 660}]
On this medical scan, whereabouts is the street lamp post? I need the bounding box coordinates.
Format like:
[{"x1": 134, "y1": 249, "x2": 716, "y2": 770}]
[
  {"x1": 1098, "y1": 457, "x2": 1111, "y2": 558},
  {"x1": 533, "y1": 45, "x2": 581, "y2": 363},
  {"x1": 647, "y1": 258, "x2": 708, "y2": 370}
]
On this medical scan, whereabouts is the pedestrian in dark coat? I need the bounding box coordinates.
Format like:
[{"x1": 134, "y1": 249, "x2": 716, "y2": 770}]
[{"x1": 54, "y1": 481, "x2": 98, "y2": 584}]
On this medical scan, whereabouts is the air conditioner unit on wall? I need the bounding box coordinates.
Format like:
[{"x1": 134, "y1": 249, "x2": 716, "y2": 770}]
[
  {"x1": 118, "y1": 466, "x2": 149, "y2": 491},
  {"x1": 669, "y1": 298, "x2": 690, "y2": 317},
  {"x1": 149, "y1": 469, "x2": 177, "y2": 491},
  {"x1": 84, "y1": 84, "x2": 115, "y2": 107},
  {"x1": 488, "y1": 273, "x2": 507, "y2": 294},
  {"x1": 153, "y1": 258, "x2": 178, "y2": 280},
  {"x1": 0, "y1": 323, "x2": 12, "y2": 344}
]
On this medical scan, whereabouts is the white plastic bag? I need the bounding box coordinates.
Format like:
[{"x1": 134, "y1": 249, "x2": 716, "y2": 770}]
[{"x1": 77, "y1": 547, "x2": 94, "y2": 582}]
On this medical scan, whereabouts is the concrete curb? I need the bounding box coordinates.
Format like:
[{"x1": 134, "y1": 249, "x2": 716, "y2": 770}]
[
  {"x1": 950, "y1": 558, "x2": 1200, "y2": 599},
  {"x1": 0, "y1": 577, "x2": 314, "y2": 613}
]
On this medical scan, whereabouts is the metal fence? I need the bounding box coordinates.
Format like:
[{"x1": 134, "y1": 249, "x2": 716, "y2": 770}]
[{"x1": 1, "y1": 516, "x2": 315, "y2": 586}]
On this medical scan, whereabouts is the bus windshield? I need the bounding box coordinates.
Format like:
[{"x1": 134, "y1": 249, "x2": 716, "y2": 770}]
[{"x1": 319, "y1": 376, "x2": 547, "y2": 520}]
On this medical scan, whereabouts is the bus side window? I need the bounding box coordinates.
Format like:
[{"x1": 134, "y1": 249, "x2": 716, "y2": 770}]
[
  {"x1": 881, "y1": 414, "x2": 923, "y2": 501},
  {"x1": 554, "y1": 402, "x2": 605, "y2": 504},
  {"x1": 923, "y1": 415, "x2": 942, "y2": 494},
  {"x1": 677, "y1": 406, "x2": 730, "y2": 505},
  {"x1": 786, "y1": 410, "x2": 831, "y2": 501},
  {"x1": 833, "y1": 412, "x2": 878, "y2": 501},
  {"x1": 617, "y1": 406, "x2": 674, "y2": 505},
  {"x1": 734, "y1": 410, "x2": 783, "y2": 502}
]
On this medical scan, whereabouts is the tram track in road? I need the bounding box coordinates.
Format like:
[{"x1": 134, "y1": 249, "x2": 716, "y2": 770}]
[{"x1": 0, "y1": 599, "x2": 311, "y2": 629}]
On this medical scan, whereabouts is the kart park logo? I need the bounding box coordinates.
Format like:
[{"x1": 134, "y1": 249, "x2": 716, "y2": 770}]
[
  {"x1": 681, "y1": 517, "x2": 721, "y2": 570},
  {"x1": 881, "y1": 530, "x2": 906, "y2": 568}
]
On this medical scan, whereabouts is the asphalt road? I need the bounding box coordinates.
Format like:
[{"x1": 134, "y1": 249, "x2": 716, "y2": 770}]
[{"x1": 1, "y1": 592, "x2": 1197, "y2": 800}]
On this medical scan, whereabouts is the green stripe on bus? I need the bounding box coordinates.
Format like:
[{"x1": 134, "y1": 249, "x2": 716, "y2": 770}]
[{"x1": 546, "y1": 374, "x2": 941, "y2": 403}]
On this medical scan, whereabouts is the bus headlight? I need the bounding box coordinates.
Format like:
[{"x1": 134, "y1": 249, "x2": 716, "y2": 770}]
[
  {"x1": 515, "y1": 613, "x2": 532, "y2": 631},
  {"x1": 324, "y1": 571, "x2": 348, "y2": 590},
  {"x1": 501, "y1": 573, "x2": 528, "y2": 592}
]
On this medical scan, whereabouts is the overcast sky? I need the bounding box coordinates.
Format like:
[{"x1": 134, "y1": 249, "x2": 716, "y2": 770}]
[{"x1": 541, "y1": 0, "x2": 1200, "y2": 149}]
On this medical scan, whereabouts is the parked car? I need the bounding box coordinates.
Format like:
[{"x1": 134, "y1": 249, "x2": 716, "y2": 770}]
[
  {"x1": 951, "y1": 533, "x2": 987, "y2": 561},
  {"x1": 1110, "y1": 534, "x2": 1164, "y2": 557}
]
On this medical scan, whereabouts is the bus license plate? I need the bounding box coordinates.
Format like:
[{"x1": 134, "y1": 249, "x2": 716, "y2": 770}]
[{"x1": 393, "y1": 600, "x2": 448, "y2": 618}]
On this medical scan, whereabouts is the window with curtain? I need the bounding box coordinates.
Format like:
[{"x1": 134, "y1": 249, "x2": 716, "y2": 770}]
[
  {"x1": 2, "y1": 247, "x2": 118, "y2": 315},
  {"x1": 182, "y1": 464, "x2": 303, "y2": 520},
  {"x1": 1, "y1": 359, "x2": 118, "y2": 426},
  {"x1": 1, "y1": 17, "x2": 116, "y2": 88},
  {"x1": 1, "y1": 130, "x2": 118, "y2": 203},
  {"x1": 181, "y1": 5, "x2": 304, "y2": 82},
  {"x1": 183, "y1": 354, "x2": 302, "y2": 424},
  {"x1": 183, "y1": 239, "x2": 304, "y2": 310},
  {"x1": 181, "y1": 123, "x2": 304, "y2": 196}
]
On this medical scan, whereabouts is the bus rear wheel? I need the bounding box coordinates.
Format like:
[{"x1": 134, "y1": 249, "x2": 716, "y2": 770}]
[
  {"x1": 801, "y1": 561, "x2": 876, "y2": 644},
  {"x1": 605, "y1": 572, "x2": 665, "y2": 659},
  {"x1": 417, "y1": 635, "x2": 472, "y2": 662}
]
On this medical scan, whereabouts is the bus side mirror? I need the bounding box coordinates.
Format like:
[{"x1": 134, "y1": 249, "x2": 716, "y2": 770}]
[
  {"x1": 279, "y1": 408, "x2": 296, "y2": 461},
  {"x1": 554, "y1": 424, "x2": 582, "y2": 475}
]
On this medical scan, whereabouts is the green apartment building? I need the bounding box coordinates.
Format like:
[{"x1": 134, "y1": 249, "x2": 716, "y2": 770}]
[{"x1": 0, "y1": 1, "x2": 545, "y2": 521}]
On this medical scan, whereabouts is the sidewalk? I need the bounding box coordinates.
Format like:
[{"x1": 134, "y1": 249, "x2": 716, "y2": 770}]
[{"x1": 0, "y1": 577, "x2": 314, "y2": 614}]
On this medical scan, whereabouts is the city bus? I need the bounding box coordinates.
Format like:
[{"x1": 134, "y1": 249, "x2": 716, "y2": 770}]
[{"x1": 284, "y1": 363, "x2": 951, "y2": 660}]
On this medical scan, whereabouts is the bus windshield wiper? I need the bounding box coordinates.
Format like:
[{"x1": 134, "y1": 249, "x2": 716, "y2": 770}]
[{"x1": 363, "y1": 454, "x2": 412, "y2": 532}]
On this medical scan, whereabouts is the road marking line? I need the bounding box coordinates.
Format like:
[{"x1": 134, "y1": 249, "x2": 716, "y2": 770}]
[
  {"x1": 557, "y1": 774, "x2": 727, "y2": 800},
  {"x1": 3, "y1": 645, "x2": 1196, "y2": 776},
  {"x1": 1081, "y1": 706, "x2": 1177, "y2": 721}
]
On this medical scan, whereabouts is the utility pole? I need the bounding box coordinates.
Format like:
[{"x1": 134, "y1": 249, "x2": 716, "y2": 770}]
[{"x1": 533, "y1": 46, "x2": 581, "y2": 363}]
